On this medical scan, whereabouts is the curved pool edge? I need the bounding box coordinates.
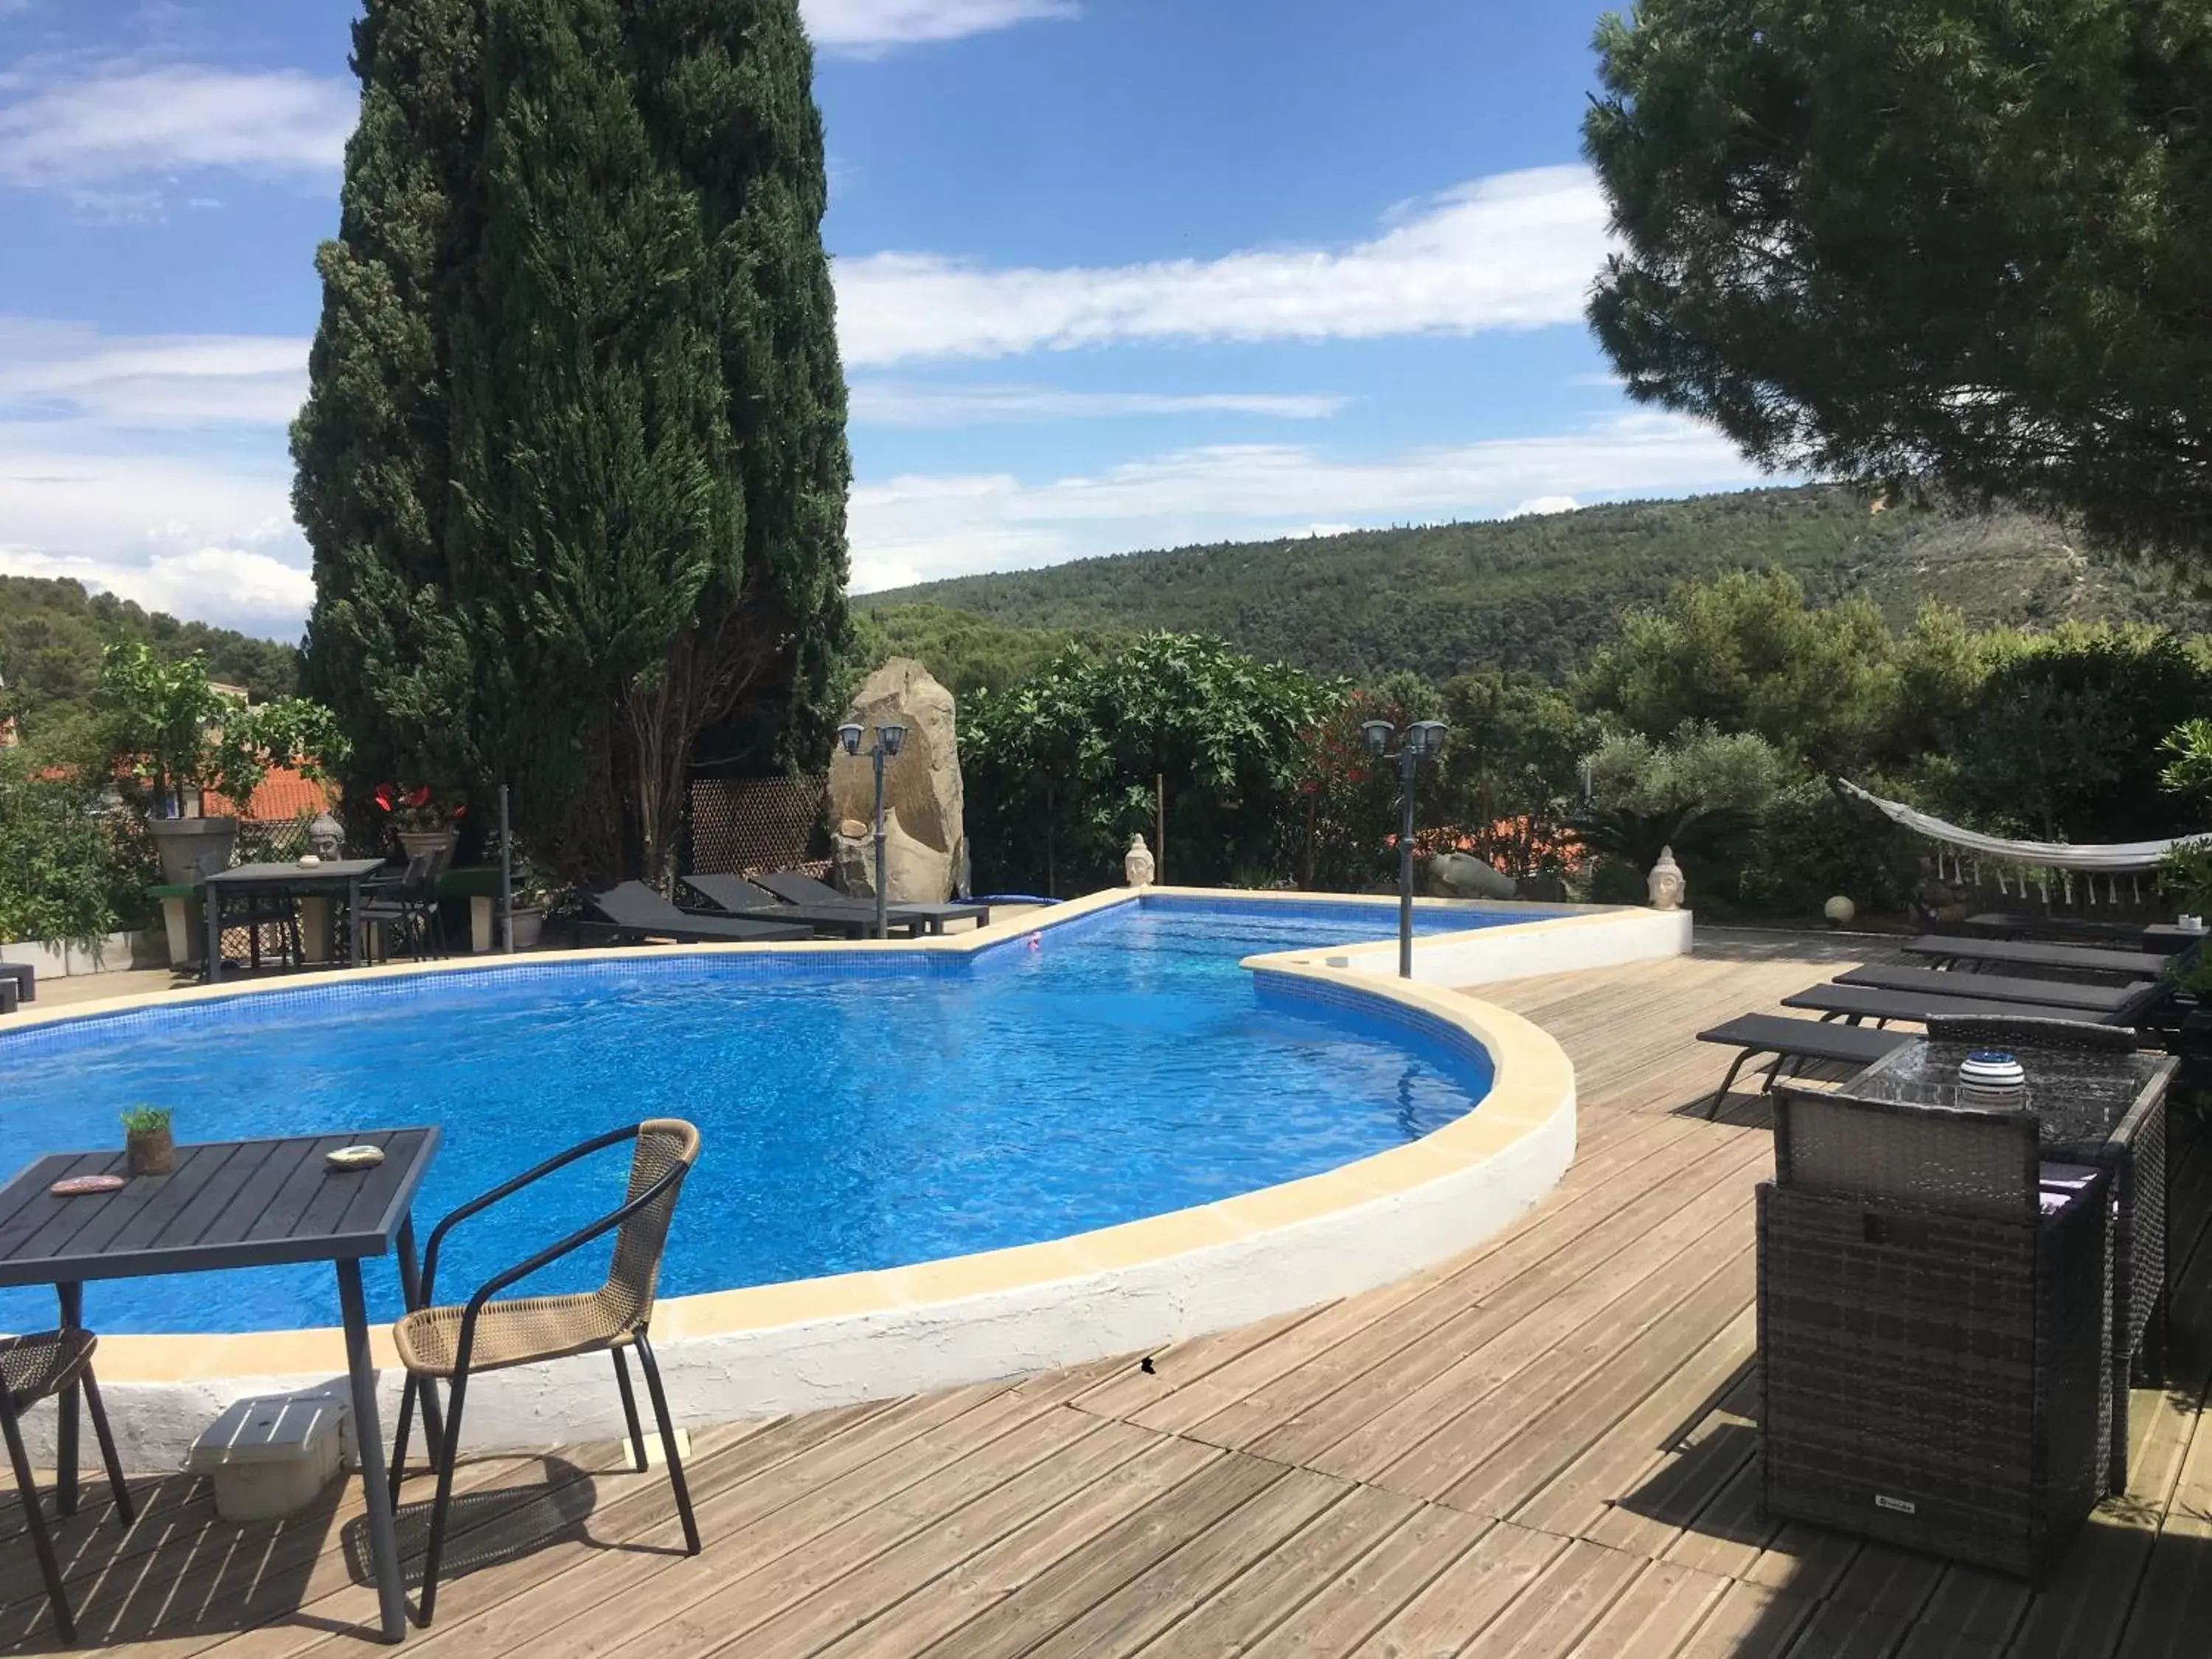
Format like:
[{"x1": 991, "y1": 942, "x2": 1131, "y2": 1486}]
[{"x1": 9, "y1": 889, "x2": 1579, "y2": 1466}]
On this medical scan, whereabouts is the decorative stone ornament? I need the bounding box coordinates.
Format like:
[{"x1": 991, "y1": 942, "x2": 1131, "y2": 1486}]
[
  {"x1": 307, "y1": 813, "x2": 345, "y2": 861},
  {"x1": 1824, "y1": 894, "x2": 1857, "y2": 927},
  {"x1": 1125, "y1": 834, "x2": 1156, "y2": 889},
  {"x1": 1646, "y1": 846, "x2": 1686, "y2": 911}
]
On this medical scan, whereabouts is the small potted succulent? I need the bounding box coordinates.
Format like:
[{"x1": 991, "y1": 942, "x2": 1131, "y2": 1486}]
[{"x1": 122, "y1": 1105, "x2": 175, "y2": 1178}]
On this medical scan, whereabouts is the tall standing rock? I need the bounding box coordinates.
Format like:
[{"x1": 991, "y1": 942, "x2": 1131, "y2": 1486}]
[{"x1": 829, "y1": 658, "x2": 965, "y2": 902}]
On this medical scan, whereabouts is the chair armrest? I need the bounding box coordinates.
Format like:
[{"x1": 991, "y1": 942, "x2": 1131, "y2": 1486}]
[
  {"x1": 445, "y1": 1157, "x2": 692, "y2": 1375},
  {"x1": 419, "y1": 1124, "x2": 645, "y2": 1303}
]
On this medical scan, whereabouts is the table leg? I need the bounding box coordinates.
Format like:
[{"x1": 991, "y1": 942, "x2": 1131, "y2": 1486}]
[
  {"x1": 348, "y1": 878, "x2": 363, "y2": 968},
  {"x1": 55, "y1": 1282, "x2": 82, "y2": 1515},
  {"x1": 204, "y1": 886, "x2": 223, "y2": 985},
  {"x1": 335, "y1": 1259, "x2": 407, "y2": 1641},
  {"x1": 394, "y1": 1214, "x2": 445, "y2": 1461}
]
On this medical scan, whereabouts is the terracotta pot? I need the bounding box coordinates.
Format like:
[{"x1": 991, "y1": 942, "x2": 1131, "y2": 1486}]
[{"x1": 126, "y1": 1125, "x2": 175, "y2": 1178}]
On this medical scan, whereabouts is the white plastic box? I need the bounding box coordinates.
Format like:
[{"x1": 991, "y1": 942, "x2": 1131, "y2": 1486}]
[{"x1": 184, "y1": 1393, "x2": 348, "y2": 1521}]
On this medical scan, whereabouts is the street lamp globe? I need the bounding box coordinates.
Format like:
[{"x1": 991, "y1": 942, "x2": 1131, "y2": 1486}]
[
  {"x1": 1408, "y1": 720, "x2": 1448, "y2": 758},
  {"x1": 879, "y1": 723, "x2": 908, "y2": 758},
  {"x1": 1360, "y1": 719, "x2": 1394, "y2": 756},
  {"x1": 837, "y1": 723, "x2": 863, "y2": 757}
]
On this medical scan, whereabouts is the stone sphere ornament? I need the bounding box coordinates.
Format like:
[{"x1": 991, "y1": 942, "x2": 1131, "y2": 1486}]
[
  {"x1": 1646, "y1": 846, "x2": 1686, "y2": 912},
  {"x1": 1124, "y1": 834, "x2": 1156, "y2": 889},
  {"x1": 1824, "y1": 894, "x2": 1857, "y2": 928}
]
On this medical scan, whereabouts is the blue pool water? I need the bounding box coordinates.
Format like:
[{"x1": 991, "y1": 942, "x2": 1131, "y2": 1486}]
[{"x1": 0, "y1": 897, "x2": 1522, "y2": 1335}]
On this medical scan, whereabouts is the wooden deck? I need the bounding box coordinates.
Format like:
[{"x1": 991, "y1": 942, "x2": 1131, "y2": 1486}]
[{"x1": 7, "y1": 928, "x2": 2211, "y2": 1656}]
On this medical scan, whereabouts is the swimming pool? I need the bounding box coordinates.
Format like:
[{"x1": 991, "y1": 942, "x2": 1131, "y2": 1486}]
[{"x1": 1, "y1": 895, "x2": 1520, "y2": 1337}]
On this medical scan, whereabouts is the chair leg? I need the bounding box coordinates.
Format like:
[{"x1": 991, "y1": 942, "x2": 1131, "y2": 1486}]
[
  {"x1": 80, "y1": 1367, "x2": 136, "y2": 1527},
  {"x1": 1, "y1": 1401, "x2": 76, "y2": 1646},
  {"x1": 611, "y1": 1348, "x2": 649, "y2": 1472},
  {"x1": 416, "y1": 1372, "x2": 468, "y2": 1628},
  {"x1": 1707, "y1": 1051, "x2": 1756, "y2": 1119},
  {"x1": 631, "y1": 1335, "x2": 700, "y2": 1555},
  {"x1": 389, "y1": 1374, "x2": 419, "y2": 1506}
]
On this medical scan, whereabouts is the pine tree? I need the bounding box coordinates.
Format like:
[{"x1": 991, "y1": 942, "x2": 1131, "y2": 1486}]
[{"x1": 294, "y1": 0, "x2": 850, "y2": 876}]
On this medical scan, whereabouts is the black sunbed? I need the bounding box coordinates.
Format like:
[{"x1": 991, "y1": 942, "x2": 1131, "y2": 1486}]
[
  {"x1": 1902, "y1": 935, "x2": 2179, "y2": 980},
  {"x1": 1694, "y1": 1014, "x2": 1913, "y2": 1119},
  {"x1": 1964, "y1": 913, "x2": 2199, "y2": 950},
  {"x1": 1833, "y1": 964, "x2": 2148, "y2": 1014},
  {"x1": 1781, "y1": 982, "x2": 2119, "y2": 1029},
  {"x1": 675, "y1": 872, "x2": 930, "y2": 939},
  {"x1": 749, "y1": 869, "x2": 991, "y2": 935},
  {"x1": 578, "y1": 882, "x2": 813, "y2": 947},
  {"x1": 0, "y1": 962, "x2": 32, "y2": 1004}
]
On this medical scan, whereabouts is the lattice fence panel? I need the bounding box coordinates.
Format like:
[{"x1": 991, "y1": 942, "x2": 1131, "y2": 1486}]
[{"x1": 689, "y1": 773, "x2": 831, "y2": 877}]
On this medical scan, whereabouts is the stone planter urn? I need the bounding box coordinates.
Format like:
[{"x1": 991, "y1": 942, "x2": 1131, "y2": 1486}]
[
  {"x1": 397, "y1": 828, "x2": 459, "y2": 868},
  {"x1": 149, "y1": 815, "x2": 237, "y2": 885},
  {"x1": 509, "y1": 908, "x2": 544, "y2": 950}
]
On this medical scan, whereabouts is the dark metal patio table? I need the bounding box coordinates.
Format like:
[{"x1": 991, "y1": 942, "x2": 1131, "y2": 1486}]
[
  {"x1": 0, "y1": 1127, "x2": 443, "y2": 1643},
  {"x1": 202, "y1": 858, "x2": 389, "y2": 984},
  {"x1": 1830, "y1": 1038, "x2": 2176, "y2": 1492}
]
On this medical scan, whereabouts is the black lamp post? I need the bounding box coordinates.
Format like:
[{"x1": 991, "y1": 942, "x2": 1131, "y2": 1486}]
[
  {"x1": 839, "y1": 720, "x2": 908, "y2": 939},
  {"x1": 1361, "y1": 717, "x2": 1448, "y2": 978}
]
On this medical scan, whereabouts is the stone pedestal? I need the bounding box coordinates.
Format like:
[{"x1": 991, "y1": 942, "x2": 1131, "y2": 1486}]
[
  {"x1": 161, "y1": 894, "x2": 205, "y2": 967},
  {"x1": 296, "y1": 897, "x2": 335, "y2": 965}
]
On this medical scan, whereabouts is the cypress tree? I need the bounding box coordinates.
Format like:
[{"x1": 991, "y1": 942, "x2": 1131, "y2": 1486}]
[
  {"x1": 291, "y1": 0, "x2": 486, "y2": 797},
  {"x1": 294, "y1": 0, "x2": 850, "y2": 876}
]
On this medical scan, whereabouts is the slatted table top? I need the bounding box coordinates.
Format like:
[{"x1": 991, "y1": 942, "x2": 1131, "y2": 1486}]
[
  {"x1": 0, "y1": 1127, "x2": 440, "y2": 1287},
  {"x1": 201, "y1": 859, "x2": 389, "y2": 890}
]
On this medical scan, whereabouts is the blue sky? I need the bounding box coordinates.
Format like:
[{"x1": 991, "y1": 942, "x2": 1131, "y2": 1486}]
[{"x1": 0, "y1": 1, "x2": 1769, "y2": 638}]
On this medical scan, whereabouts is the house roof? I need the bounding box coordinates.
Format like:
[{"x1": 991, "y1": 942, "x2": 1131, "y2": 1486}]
[{"x1": 203, "y1": 768, "x2": 335, "y2": 823}]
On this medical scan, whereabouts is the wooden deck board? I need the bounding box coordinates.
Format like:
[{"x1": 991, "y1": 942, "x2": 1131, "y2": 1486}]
[{"x1": 7, "y1": 927, "x2": 2211, "y2": 1658}]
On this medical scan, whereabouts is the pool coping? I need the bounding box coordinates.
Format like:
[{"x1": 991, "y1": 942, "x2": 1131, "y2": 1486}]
[{"x1": 4, "y1": 886, "x2": 1588, "y2": 1458}]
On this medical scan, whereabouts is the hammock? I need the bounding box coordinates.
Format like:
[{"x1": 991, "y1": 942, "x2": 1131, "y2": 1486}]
[{"x1": 1837, "y1": 781, "x2": 2208, "y2": 903}]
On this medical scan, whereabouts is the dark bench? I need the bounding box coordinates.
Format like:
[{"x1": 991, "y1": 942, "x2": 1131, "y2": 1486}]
[{"x1": 1694, "y1": 1014, "x2": 1913, "y2": 1119}]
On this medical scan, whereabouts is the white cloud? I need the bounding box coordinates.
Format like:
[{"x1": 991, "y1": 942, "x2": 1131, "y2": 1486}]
[
  {"x1": 0, "y1": 63, "x2": 353, "y2": 187},
  {"x1": 848, "y1": 380, "x2": 1346, "y2": 426},
  {"x1": 837, "y1": 167, "x2": 1610, "y2": 366},
  {"x1": 0, "y1": 543, "x2": 313, "y2": 637},
  {"x1": 0, "y1": 319, "x2": 310, "y2": 426},
  {"x1": 802, "y1": 1, "x2": 1077, "y2": 53},
  {"x1": 1507, "y1": 495, "x2": 1579, "y2": 518},
  {"x1": 848, "y1": 414, "x2": 1769, "y2": 591}
]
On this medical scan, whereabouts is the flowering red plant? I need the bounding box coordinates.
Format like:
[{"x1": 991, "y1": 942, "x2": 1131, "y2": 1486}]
[{"x1": 371, "y1": 782, "x2": 463, "y2": 835}]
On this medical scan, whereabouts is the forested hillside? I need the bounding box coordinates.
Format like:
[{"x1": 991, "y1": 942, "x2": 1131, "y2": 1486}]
[
  {"x1": 0, "y1": 577, "x2": 298, "y2": 743},
  {"x1": 860, "y1": 487, "x2": 2207, "y2": 682}
]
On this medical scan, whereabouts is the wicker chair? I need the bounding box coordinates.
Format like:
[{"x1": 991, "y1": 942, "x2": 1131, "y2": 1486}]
[
  {"x1": 388, "y1": 1121, "x2": 703, "y2": 1626},
  {"x1": 2, "y1": 1329, "x2": 136, "y2": 1645},
  {"x1": 1759, "y1": 1086, "x2": 2109, "y2": 1578}
]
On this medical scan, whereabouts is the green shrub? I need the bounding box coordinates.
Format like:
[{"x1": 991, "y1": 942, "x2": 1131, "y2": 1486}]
[{"x1": 0, "y1": 752, "x2": 149, "y2": 947}]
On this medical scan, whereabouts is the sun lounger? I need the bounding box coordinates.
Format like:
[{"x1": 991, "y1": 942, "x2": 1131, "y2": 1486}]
[
  {"x1": 1781, "y1": 983, "x2": 2115, "y2": 1028},
  {"x1": 1964, "y1": 914, "x2": 2199, "y2": 950},
  {"x1": 1694, "y1": 1014, "x2": 1913, "y2": 1119},
  {"x1": 578, "y1": 882, "x2": 813, "y2": 947},
  {"x1": 1834, "y1": 964, "x2": 2147, "y2": 1014},
  {"x1": 1903, "y1": 935, "x2": 2180, "y2": 980},
  {"x1": 748, "y1": 869, "x2": 992, "y2": 935},
  {"x1": 675, "y1": 872, "x2": 928, "y2": 939},
  {"x1": 0, "y1": 962, "x2": 34, "y2": 1004}
]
